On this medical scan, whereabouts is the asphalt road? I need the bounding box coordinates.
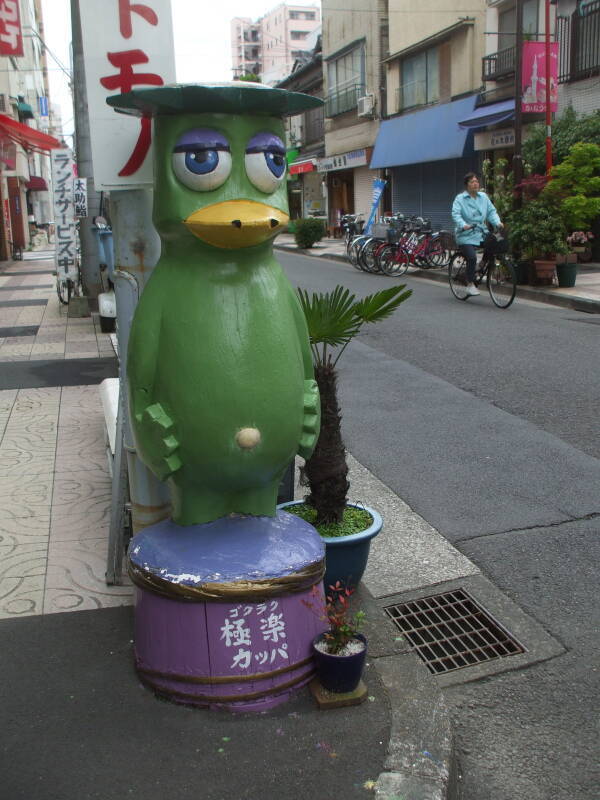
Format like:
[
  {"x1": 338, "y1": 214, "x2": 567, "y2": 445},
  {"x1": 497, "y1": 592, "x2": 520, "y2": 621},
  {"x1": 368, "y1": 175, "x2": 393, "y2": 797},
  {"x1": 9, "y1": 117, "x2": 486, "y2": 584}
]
[{"x1": 279, "y1": 250, "x2": 600, "y2": 800}]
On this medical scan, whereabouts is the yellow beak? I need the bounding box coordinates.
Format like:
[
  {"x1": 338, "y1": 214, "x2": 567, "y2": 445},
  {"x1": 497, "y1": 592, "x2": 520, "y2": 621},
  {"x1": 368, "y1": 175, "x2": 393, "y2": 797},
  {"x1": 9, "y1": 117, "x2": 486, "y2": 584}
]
[{"x1": 184, "y1": 200, "x2": 289, "y2": 249}]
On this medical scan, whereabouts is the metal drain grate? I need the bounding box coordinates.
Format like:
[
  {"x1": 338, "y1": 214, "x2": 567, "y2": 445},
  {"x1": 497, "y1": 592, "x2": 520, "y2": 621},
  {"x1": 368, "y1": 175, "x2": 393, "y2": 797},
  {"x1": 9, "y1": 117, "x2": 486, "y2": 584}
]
[{"x1": 384, "y1": 589, "x2": 525, "y2": 674}]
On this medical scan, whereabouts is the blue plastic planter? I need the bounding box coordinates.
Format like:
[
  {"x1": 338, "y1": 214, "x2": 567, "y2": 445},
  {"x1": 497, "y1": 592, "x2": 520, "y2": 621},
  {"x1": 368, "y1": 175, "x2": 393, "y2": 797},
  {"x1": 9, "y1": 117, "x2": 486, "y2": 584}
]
[{"x1": 277, "y1": 502, "x2": 383, "y2": 589}]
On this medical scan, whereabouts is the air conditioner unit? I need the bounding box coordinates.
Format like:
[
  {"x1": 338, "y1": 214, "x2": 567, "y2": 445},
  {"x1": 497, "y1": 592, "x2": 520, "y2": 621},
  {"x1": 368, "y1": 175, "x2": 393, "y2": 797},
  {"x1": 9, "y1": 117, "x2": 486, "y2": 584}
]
[{"x1": 357, "y1": 94, "x2": 375, "y2": 118}]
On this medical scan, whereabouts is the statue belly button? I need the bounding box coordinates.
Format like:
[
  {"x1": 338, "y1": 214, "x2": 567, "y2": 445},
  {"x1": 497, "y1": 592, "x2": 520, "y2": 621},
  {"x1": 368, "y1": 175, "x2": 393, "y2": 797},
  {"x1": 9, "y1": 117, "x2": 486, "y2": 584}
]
[{"x1": 236, "y1": 427, "x2": 261, "y2": 450}]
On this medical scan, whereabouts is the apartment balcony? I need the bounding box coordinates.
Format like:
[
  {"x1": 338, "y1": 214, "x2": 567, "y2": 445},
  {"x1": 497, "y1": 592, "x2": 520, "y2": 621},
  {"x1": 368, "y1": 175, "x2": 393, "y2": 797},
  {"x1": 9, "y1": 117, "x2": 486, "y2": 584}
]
[
  {"x1": 482, "y1": 46, "x2": 516, "y2": 82},
  {"x1": 557, "y1": 1, "x2": 600, "y2": 82},
  {"x1": 324, "y1": 84, "x2": 364, "y2": 118}
]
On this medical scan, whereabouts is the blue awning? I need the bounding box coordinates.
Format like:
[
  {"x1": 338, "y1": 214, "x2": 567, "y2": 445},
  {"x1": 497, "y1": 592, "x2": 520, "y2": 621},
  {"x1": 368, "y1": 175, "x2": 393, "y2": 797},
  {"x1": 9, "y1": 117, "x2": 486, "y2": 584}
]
[
  {"x1": 370, "y1": 95, "x2": 477, "y2": 169},
  {"x1": 458, "y1": 99, "x2": 515, "y2": 129}
]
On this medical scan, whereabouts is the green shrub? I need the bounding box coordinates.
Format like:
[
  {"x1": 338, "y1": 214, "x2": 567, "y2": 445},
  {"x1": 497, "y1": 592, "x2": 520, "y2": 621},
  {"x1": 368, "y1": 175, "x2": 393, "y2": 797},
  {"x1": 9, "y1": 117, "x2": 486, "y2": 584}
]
[
  {"x1": 294, "y1": 217, "x2": 325, "y2": 249},
  {"x1": 542, "y1": 142, "x2": 600, "y2": 230}
]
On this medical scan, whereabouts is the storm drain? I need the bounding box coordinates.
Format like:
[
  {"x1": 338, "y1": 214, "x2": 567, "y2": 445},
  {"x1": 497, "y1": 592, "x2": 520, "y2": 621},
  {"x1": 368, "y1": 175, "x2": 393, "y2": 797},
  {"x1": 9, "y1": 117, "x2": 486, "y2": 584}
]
[{"x1": 384, "y1": 588, "x2": 525, "y2": 675}]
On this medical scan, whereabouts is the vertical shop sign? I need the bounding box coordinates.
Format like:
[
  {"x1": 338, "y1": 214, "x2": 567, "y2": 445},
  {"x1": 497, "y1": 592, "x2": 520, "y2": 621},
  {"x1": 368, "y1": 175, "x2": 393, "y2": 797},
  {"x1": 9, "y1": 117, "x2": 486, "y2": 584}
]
[
  {"x1": 363, "y1": 178, "x2": 387, "y2": 235},
  {"x1": 0, "y1": 0, "x2": 23, "y2": 57},
  {"x1": 73, "y1": 177, "x2": 88, "y2": 218},
  {"x1": 79, "y1": 0, "x2": 176, "y2": 189},
  {"x1": 51, "y1": 149, "x2": 78, "y2": 282},
  {"x1": 521, "y1": 42, "x2": 558, "y2": 113}
]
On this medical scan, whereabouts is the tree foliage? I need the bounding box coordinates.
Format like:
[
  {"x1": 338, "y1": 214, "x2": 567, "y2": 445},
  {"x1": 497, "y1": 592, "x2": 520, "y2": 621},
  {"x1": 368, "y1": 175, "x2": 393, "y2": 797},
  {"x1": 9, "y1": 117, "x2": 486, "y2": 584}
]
[
  {"x1": 543, "y1": 142, "x2": 600, "y2": 230},
  {"x1": 523, "y1": 107, "x2": 600, "y2": 174}
]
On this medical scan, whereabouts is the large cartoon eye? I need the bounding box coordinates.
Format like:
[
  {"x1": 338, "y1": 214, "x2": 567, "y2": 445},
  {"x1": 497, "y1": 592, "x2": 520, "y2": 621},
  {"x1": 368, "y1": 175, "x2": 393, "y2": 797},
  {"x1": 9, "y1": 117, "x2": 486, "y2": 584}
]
[
  {"x1": 245, "y1": 132, "x2": 286, "y2": 193},
  {"x1": 172, "y1": 129, "x2": 232, "y2": 191}
]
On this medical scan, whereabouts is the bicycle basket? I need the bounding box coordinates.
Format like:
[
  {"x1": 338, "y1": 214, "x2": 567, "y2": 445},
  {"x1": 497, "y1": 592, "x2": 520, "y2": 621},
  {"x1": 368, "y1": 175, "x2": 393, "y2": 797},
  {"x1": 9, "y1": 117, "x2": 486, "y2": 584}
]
[
  {"x1": 439, "y1": 230, "x2": 457, "y2": 251},
  {"x1": 370, "y1": 223, "x2": 389, "y2": 239},
  {"x1": 483, "y1": 231, "x2": 508, "y2": 254}
]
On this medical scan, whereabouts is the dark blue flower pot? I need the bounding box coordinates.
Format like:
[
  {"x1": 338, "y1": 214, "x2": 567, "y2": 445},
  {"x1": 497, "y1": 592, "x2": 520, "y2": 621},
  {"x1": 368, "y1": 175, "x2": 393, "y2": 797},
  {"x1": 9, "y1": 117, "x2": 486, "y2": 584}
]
[
  {"x1": 312, "y1": 633, "x2": 367, "y2": 693},
  {"x1": 277, "y1": 502, "x2": 383, "y2": 590}
]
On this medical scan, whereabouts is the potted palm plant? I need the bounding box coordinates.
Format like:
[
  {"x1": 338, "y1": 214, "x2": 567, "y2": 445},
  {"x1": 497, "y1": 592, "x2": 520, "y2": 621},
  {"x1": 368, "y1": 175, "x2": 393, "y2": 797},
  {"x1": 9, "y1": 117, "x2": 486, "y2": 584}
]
[{"x1": 280, "y1": 284, "x2": 411, "y2": 587}]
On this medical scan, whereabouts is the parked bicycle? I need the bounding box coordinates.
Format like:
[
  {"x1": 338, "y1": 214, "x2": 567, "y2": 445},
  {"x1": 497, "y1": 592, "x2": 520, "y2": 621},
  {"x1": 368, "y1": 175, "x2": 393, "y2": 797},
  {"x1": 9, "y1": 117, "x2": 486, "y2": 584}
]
[{"x1": 448, "y1": 231, "x2": 517, "y2": 309}]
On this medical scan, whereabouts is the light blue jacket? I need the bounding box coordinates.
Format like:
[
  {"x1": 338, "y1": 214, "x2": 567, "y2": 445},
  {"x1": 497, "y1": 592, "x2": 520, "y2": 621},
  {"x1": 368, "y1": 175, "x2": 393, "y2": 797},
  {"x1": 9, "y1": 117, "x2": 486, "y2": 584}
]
[{"x1": 452, "y1": 191, "x2": 501, "y2": 245}]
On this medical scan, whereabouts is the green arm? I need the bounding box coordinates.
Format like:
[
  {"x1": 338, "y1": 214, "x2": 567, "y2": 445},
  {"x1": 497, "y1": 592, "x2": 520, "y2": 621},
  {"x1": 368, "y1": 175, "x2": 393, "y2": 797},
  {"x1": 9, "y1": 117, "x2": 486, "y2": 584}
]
[{"x1": 127, "y1": 283, "x2": 182, "y2": 481}]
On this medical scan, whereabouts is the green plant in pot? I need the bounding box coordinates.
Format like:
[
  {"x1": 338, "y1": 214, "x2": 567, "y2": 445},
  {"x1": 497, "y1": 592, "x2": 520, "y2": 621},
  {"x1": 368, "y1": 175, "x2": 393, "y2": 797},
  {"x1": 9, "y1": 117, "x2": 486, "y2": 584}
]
[
  {"x1": 280, "y1": 284, "x2": 411, "y2": 588},
  {"x1": 506, "y1": 195, "x2": 569, "y2": 284},
  {"x1": 311, "y1": 581, "x2": 368, "y2": 694}
]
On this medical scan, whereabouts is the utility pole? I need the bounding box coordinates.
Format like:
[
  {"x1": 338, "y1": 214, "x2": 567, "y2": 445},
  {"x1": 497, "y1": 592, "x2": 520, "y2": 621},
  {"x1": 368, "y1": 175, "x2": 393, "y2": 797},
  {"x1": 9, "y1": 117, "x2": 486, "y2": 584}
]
[
  {"x1": 512, "y1": 0, "x2": 524, "y2": 197},
  {"x1": 70, "y1": 0, "x2": 102, "y2": 302},
  {"x1": 544, "y1": 0, "x2": 553, "y2": 175}
]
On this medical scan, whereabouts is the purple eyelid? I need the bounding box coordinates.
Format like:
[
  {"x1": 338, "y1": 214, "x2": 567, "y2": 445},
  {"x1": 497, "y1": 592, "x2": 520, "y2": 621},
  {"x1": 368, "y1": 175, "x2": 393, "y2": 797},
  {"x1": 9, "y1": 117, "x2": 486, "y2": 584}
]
[
  {"x1": 173, "y1": 129, "x2": 230, "y2": 152},
  {"x1": 246, "y1": 132, "x2": 285, "y2": 154}
]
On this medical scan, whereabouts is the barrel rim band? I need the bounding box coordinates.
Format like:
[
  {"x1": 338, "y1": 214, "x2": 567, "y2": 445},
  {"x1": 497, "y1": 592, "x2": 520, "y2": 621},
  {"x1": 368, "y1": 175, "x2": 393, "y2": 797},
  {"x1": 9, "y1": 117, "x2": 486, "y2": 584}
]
[
  {"x1": 139, "y1": 668, "x2": 314, "y2": 703},
  {"x1": 136, "y1": 654, "x2": 313, "y2": 685},
  {"x1": 127, "y1": 558, "x2": 325, "y2": 602}
]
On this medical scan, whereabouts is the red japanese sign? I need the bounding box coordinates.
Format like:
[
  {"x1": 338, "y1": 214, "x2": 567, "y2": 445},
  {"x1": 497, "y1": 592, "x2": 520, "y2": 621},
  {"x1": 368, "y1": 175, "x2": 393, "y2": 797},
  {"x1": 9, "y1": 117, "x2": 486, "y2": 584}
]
[
  {"x1": 521, "y1": 42, "x2": 558, "y2": 114},
  {"x1": 0, "y1": 0, "x2": 23, "y2": 57},
  {"x1": 80, "y1": 0, "x2": 175, "y2": 190},
  {"x1": 289, "y1": 160, "x2": 317, "y2": 175}
]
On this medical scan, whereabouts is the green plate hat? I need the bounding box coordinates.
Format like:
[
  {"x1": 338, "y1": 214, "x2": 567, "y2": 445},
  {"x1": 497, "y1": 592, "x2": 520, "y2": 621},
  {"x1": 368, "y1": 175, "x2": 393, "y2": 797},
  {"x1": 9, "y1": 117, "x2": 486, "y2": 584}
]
[{"x1": 107, "y1": 82, "x2": 323, "y2": 118}]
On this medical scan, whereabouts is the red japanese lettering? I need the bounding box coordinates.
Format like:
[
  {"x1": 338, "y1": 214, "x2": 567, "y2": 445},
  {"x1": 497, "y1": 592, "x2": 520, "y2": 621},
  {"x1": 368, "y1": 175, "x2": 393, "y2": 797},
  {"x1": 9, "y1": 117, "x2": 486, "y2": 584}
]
[
  {"x1": 119, "y1": 0, "x2": 158, "y2": 38},
  {"x1": 118, "y1": 116, "x2": 152, "y2": 176},
  {"x1": 100, "y1": 50, "x2": 164, "y2": 94}
]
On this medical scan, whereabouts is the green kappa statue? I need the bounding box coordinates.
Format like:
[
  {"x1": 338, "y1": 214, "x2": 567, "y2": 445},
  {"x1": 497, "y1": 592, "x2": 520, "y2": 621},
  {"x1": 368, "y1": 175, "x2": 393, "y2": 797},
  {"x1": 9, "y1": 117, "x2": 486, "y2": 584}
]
[{"x1": 107, "y1": 83, "x2": 322, "y2": 526}]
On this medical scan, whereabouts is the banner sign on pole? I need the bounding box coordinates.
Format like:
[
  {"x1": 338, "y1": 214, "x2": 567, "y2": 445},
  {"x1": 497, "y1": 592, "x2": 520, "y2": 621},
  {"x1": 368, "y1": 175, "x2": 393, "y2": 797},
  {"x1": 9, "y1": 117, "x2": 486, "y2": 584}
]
[
  {"x1": 0, "y1": 0, "x2": 23, "y2": 57},
  {"x1": 363, "y1": 178, "x2": 387, "y2": 235},
  {"x1": 73, "y1": 177, "x2": 88, "y2": 218},
  {"x1": 79, "y1": 0, "x2": 176, "y2": 190},
  {"x1": 521, "y1": 42, "x2": 558, "y2": 113},
  {"x1": 51, "y1": 149, "x2": 79, "y2": 283}
]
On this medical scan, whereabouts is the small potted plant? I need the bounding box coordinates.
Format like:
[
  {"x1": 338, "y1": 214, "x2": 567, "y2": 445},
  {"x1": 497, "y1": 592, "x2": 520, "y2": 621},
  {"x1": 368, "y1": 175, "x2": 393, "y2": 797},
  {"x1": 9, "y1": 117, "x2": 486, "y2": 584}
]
[
  {"x1": 280, "y1": 284, "x2": 411, "y2": 587},
  {"x1": 312, "y1": 581, "x2": 367, "y2": 694},
  {"x1": 566, "y1": 231, "x2": 594, "y2": 262}
]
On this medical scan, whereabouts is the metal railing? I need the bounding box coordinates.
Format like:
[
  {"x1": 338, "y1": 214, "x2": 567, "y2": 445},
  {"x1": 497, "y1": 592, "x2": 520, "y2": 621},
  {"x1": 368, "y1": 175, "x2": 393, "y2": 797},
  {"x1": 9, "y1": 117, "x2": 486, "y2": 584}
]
[
  {"x1": 395, "y1": 79, "x2": 438, "y2": 111},
  {"x1": 324, "y1": 84, "x2": 364, "y2": 117},
  {"x1": 482, "y1": 46, "x2": 516, "y2": 82},
  {"x1": 557, "y1": 1, "x2": 600, "y2": 82}
]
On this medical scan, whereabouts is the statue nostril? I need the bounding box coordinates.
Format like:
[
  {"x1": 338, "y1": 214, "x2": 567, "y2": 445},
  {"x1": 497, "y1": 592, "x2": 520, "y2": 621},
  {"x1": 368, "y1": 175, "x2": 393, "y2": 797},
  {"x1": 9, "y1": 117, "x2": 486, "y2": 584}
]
[
  {"x1": 232, "y1": 219, "x2": 242, "y2": 228},
  {"x1": 270, "y1": 219, "x2": 279, "y2": 228}
]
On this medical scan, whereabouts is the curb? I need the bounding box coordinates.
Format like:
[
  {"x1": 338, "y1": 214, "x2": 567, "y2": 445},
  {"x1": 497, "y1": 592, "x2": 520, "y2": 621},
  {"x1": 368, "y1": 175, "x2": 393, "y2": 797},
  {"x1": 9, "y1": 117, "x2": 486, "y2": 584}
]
[
  {"x1": 355, "y1": 585, "x2": 456, "y2": 800},
  {"x1": 274, "y1": 244, "x2": 600, "y2": 314}
]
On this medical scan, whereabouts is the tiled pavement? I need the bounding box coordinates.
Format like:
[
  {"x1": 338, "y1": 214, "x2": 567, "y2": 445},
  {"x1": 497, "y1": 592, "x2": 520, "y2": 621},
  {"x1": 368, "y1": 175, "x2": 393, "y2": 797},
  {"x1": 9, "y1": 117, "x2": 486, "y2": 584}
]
[{"x1": 0, "y1": 253, "x2": 132, "y2": 619}]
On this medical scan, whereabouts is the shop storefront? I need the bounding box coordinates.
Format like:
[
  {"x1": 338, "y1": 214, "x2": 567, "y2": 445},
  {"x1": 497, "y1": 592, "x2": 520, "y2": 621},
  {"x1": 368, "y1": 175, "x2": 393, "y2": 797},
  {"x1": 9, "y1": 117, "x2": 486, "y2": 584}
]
[
  {"x1": 317, "y1": 148, "x2": 377, "y2": 235},
  {"x1": 288, "y1": 157, "x2": 326, "y2": 219},
  {"x1": 370, "y1": 95, "x2": 480, "y2": 231}
]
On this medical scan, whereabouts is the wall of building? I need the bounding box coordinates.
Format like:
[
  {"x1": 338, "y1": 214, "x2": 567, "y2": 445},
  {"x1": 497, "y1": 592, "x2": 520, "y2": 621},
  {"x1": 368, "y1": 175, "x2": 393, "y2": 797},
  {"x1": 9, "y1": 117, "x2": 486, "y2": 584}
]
[
  {"x1": 558, "y1": 78, "x2": 600, "y2": 116},
  {"x1": 389, "y1": 0, "x2": 486, "y2": 55},
  {"x1": 322, "y1": 0, "x2": 385, "y2": 155}
]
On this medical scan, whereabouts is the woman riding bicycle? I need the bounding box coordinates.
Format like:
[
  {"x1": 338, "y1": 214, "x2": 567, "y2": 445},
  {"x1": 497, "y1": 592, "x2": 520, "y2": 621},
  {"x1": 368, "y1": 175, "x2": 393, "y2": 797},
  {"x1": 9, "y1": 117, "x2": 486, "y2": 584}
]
[{"x1": 452, "y1": 173, "x2": 503, "y2": 297}]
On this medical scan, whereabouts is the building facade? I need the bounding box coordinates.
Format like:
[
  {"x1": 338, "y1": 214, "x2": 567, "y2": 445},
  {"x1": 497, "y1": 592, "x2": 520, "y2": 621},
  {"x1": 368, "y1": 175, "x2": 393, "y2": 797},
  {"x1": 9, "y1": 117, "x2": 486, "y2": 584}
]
[
  {"x1": 231, "y1": 3, "x2": 321, "y2": 85},
  {"x1": 370, "y1": 0, "x2": 487, "y2": 230},
  {"x1": 320, "y1": 0, "x2": 388, "y2": 232},
  {"x1": 277, "y1": 32, "x2": 325, "y2": 220},
  {"x1": 556, "y1": 0, "x2": 600, "y2": 114},
  {"x1": 0, "y1": 0, "x2": 60, "y2": 261}
]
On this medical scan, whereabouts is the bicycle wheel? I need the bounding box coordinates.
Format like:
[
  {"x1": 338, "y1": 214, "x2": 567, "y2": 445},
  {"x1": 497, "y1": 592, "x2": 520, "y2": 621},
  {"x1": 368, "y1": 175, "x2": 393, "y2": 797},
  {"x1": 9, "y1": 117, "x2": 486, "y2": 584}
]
[
  {"x1": 56, "y1": 277, "x2": 72, "y2": 305},
  {"x1": 379, "y1": 244, "x2": 409, "y2": 277},
  {"x1": 348, "y1": 237, "x2": 367, "y2": 270},
  {"x1": 448, "y1": 253, "x2": 469, "y2": 301},
  {"x1": 487, "y1": 255, "x2": 517, "y2": 309},
  {"x1": 360, "y1": 238, "x2": 382, "y2": 271},
  {"x1": 427, "y1": 238, "x2": 451, "y2": 268}
]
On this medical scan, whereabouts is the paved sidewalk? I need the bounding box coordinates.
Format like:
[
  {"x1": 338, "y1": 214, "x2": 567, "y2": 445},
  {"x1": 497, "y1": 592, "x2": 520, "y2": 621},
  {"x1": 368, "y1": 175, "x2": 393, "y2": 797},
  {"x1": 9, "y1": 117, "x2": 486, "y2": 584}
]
[{"x1": 275, "y1": 233, "x2": 600, "y2": 313}]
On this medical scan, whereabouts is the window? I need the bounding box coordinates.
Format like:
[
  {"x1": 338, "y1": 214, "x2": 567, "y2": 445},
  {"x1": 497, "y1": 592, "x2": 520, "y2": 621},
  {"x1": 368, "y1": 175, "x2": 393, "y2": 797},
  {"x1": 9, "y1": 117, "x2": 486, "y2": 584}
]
[
  {"x1": 291, "y1": 30, "x2": 308, "y2": 40},
  {"x1": 498, "y1": 0, "x2": 538, "y2": 51},
  {"x1": 400, "y1": 47, "x2": 439, "y2": 109},
  {"x1": 326, "y1": 43, "x2": 366, "y2": 116},
  {"x1": 290, "y1": 10, "x2": 316, "y2": 19}
]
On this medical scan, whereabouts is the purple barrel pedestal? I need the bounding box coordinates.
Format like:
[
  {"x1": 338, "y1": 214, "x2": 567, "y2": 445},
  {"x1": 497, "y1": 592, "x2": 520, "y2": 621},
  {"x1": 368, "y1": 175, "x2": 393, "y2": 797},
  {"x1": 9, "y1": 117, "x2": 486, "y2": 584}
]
[{"x1": 127, "y1": 510, "x2": 326, "y2": 712}]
